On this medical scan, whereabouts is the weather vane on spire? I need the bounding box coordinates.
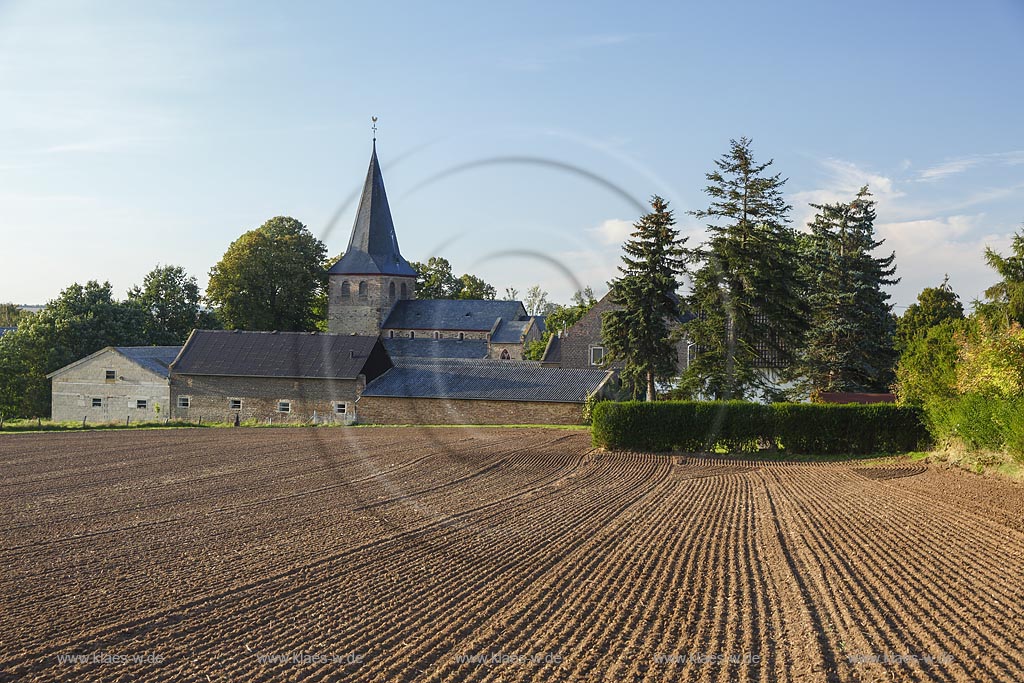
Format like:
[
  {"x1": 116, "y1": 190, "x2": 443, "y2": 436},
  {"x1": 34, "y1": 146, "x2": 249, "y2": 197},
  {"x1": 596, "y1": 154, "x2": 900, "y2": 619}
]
[{"x1": 371, "y1": 116, "x2": 378, "y2": 142}]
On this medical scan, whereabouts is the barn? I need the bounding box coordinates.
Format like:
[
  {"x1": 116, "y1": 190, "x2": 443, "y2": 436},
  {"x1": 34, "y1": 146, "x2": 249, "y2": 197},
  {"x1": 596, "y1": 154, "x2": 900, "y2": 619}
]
[{"x1": 356, "y1": 359, "x2": 614, "y2": 425}]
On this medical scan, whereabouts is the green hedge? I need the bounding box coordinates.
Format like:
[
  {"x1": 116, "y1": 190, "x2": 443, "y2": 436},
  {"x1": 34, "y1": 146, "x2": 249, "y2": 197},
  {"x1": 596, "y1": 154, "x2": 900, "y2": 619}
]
[
  {"x1": 925, "y1": 395, "x2": 1024, "y2": 461},
  {"x1": 591, "y1": 400, "x2": 929, "y2": 455}
]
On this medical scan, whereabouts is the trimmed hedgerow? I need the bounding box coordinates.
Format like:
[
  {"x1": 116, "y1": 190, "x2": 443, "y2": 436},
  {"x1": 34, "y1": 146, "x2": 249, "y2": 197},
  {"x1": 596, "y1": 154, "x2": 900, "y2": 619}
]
[{"x1": 591, "y1": 400, "x2": 929, "y2": 455}]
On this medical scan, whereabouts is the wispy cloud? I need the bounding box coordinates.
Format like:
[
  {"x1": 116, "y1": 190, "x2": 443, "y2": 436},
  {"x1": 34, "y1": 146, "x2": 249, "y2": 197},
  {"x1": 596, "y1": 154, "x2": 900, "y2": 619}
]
[
  {"x1": 500, "y1": 33, "x2": 641, "y2": 72},
  {"x1": 916, "y1": 150, "x2": 1024, "y2": 182}
]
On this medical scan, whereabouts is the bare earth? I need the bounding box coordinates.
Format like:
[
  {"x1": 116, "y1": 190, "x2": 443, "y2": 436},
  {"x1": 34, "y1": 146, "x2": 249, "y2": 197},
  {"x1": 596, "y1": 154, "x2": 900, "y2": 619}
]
[{"x1": 0, "y1": 428, "x2": 1021, "y2": 682}]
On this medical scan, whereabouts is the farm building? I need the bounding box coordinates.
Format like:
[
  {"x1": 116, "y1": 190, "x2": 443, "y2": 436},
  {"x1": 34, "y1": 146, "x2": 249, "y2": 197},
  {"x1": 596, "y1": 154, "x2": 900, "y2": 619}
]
[
  {"x1": 168, "y1": 330, "x2": 391, "y2": 423},
  {"x1": 47, "y1": 346, "x2": 181, "y2": 423},
  {"x1": 541, "y1": 292, "x2": 694, "y2": 371},
  {"x1": 357, "y1": 359, "x2": 613, "y2": 425},
  {"x1": 47, "y1": 141, "x2": 601, "y2": 424}
]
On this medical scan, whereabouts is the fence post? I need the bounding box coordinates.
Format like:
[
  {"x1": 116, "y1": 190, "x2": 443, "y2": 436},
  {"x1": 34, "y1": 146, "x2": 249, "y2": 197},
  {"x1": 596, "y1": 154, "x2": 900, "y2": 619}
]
[
  {"x1": 82, "y1": 416, "x2": 87, "y2": 427},
  {"x1": 126, "y1": 415, "x2": 130, "y2": 426}
]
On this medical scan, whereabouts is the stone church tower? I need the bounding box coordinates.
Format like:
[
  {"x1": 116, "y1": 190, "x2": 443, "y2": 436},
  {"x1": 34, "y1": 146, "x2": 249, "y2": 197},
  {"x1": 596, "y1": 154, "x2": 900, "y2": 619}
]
[{"x1": 328, "y1": 143, "x2": 417, "y2": 336}]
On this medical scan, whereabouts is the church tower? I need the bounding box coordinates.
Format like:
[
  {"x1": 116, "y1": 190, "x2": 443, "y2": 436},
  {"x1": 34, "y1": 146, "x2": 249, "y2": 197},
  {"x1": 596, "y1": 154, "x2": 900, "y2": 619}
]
[{"x1": 327, "y1": 142, "x2": 417, "y2": 336}]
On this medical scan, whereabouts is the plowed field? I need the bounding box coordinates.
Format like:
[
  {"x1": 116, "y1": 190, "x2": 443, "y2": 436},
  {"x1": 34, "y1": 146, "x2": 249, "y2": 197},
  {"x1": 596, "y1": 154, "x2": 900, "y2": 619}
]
[{"x1": 1, "y1": 428, "x2": 1021, "y2": 682}]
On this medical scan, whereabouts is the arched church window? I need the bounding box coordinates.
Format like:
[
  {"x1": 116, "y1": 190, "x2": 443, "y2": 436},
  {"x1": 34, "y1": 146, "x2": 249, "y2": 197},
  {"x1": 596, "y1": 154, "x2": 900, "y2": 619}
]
[
  {"x1": 358, "y1": 281, "x2": 368, "y2": 298},
  {"x1": 401, "y1": 282, "x2": 408, "y2": 298},
  {"x1": 458, "y1": 332, "x2": 465, "y2": 341},
  {"x1": 389, "y1": 330, "x2": 394, "y2": 338},
  {"x1": 341, "y1": 281, "x2": 351, "y2": 298},
  {"x1": 500, "y1": 349, "x2": 511, "y2": 360},
  {"x1": 433, "y1": 331, "x2": 440, "y2": 340},
  {"x1": 410, "y1": 331, "x2": 415, "y2": 339},
  {"x1": 389, "y1": 281, "x2": 396, "y2": 299}
]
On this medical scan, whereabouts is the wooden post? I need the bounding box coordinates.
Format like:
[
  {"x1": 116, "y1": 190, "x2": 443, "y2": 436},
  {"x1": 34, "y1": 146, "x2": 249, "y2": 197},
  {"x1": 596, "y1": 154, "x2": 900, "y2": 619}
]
[
  {"x1": 126, "y1": 415, "x2": 130, "y2": 426},
  {"x1": 82, "y1": 416, "x2": 87, "y2": 427}
]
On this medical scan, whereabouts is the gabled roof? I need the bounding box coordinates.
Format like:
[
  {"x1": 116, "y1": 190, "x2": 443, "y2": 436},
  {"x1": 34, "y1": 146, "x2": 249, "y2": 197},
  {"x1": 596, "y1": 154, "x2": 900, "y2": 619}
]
[
  {"x1": 46, "y1": 346, "x2": 181, "y2": 380},
  {"x1": 360, "y1": 359, "x2": 612, "y2": 403},
  {"x1": 383, "y1": 337, "x2": 489, "y2": 360},
  {"x1": 115, "y1": 346, "x2": 182, "y2": 378},
  {"x1": 491, "y1": 318, "x2": 533, "y2": 344},
  {"x1": 329, "y1": 144, "x2": 417, "y2": 277},
  {"x1": 383, "y1": 299, "x2": 528, "y2": 331},
  {"x1": 540, "y1": 333, "x2": 561, "y2": 366},
  {"x1": 170, "y1": 330, "x2": 390, "y2": 380}
]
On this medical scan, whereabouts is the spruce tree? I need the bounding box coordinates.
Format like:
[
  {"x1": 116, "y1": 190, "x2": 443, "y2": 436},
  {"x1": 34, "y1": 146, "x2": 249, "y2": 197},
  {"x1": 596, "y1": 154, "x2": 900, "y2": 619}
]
[
  {"x1": 683, "y1": 138, "x2": 807, "y2": 400},
  {"x1": 799, "y1": 187, "x2": 899, "y2": 394},
  {"x1": 602, "y1": 196, "x2": 687, "y2": 401}
]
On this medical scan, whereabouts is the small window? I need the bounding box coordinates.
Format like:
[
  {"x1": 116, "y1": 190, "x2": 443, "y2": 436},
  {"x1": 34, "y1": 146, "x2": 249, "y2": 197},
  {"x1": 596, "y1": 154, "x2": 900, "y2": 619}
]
[
  {"x1": 277, "y1": 401, "x2": 291, "y2": 413},
  {"x1": 229, "y1": 399, "x2": 242, "y2": 411},
  {"x1": 500, "y1": 349, "x2": 511, "y2": 360},
  {"x1": 433, "y1": 331, "x2": 440, "y2": 340},
  {"x1": 388, "y1": 330, "x2": 394, "y2": 338},
  {"x1": 389, "y1": 281, "x2": 396, "y2": 298},
  {"x1": 104, "y1": 370, "x2": 116, "y2": 381},
  {"x1": 458, "y1": 332, "x2": 465, "y2": 341},
  {"x1": 590, "y1": 346, "x2": 605, "y2": 366},
  {"x1": 400, "y1": 282, "x2": 408, "y2": 298},
  {"x1": 358, "y1": 281, "x2": 367, "y2": 298},
  {"x1": 334, "y1": 402, "x2": 347, "y2": 415},
  {"x1": 91, "y1": 397, "x2": 103, "y2": 408},
  {"x1": 410, "y1": 331, "x2": 415, "y2": 339},
  {"x1": 341, "y1": 280, "x2": 351, "y2": 298},
  {"x1": 136, "y1": 399, "x2": 147, "y2": 410},
  {"x1": 178, "y1": 396, "x2": 191, "y2": 409}
]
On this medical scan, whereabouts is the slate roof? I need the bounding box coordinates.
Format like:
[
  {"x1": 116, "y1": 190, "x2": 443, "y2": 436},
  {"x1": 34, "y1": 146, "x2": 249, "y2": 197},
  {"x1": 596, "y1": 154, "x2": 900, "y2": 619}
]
[
  {"x1": 170, "y1": 330, "x2": 390, "y2": 380},
  {"x1": 115, "y1": 346, "x2": 182, "y2": 379},
  {"x1": 383, "y1": 337, "x2": 489, "y2": 359},
  {"x1": 329, "y1": 144, "x2": 417, "y2": 277},
  {"x1": 383, "y1": 299, "x2": 528, "y2": 331},
  {"x1": 540, "y1": 333, "x2": 561, "y2": 365},
  {"x1": 490, "y1": 316, "x2": 544, "y2": 344},
  {"x1": 361, "y1": 359, "x2": 612, "y2": 403}
]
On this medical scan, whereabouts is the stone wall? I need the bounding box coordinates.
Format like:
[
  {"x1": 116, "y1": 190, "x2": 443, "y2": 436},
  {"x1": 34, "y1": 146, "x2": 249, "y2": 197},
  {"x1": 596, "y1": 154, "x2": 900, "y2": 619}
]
[
  {"x1": 51, "y1": 349, "x2": 170, "y2": 423},
  {"x1": 327, "y1": 274, "x2": 416, "y2": 336},
  {"x1": 355, "y1": 396, "x2": 585, "y2": 425},
  {"x1": 382, "y1": 328, "x2": 490, "y2": 341},
  {"x1": 170, "y1": 374, "x2": 363, "y2": 424}
]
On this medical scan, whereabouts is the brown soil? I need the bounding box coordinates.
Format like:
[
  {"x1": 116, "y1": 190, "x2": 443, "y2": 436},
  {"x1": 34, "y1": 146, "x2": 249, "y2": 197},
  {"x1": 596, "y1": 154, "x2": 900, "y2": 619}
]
[{"x1": 0, "y1": 428, "x2": 1021, "y2": 682}]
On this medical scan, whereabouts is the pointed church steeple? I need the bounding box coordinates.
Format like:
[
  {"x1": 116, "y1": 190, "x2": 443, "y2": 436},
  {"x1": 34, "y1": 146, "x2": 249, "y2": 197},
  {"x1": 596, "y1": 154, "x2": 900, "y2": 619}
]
[{"x1": 329, "y1": 142, "x2": 417, "y2": 277}]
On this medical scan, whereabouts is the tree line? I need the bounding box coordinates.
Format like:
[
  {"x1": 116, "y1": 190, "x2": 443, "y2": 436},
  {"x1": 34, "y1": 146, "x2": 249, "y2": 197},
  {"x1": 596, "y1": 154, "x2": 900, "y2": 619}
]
[{"x1": 601, "y1": 137, "x2": 1019, "y2": 405}]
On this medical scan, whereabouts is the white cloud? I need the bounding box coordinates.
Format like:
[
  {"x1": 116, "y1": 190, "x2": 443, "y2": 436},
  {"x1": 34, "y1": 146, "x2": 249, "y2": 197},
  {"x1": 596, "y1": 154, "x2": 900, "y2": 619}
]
[
  {"x1": 588, "y1": 218, "x2": 634, "y2": 245},
  {"x1": 916, "y1": 150, "x2": 1024, "y2": 182}
]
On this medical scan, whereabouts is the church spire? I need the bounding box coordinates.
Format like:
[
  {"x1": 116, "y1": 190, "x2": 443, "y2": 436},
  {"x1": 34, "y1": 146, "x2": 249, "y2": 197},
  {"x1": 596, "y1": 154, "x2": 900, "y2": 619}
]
[{"x1": 329, "y1": 135, "x2": 417, "y2": 277}]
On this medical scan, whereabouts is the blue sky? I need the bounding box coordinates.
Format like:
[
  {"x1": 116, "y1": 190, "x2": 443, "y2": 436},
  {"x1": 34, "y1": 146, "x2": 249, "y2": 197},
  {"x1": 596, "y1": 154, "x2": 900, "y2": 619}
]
[{"x1": 1, "y1": 0, "x2": 1022, "y2": 310}]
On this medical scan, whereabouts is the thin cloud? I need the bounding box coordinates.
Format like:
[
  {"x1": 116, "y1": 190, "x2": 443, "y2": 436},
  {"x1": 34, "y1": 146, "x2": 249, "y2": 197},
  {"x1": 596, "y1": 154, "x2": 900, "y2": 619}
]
[{"x1": 916, "y1": 150, "x2": 1024, "y2": 182}]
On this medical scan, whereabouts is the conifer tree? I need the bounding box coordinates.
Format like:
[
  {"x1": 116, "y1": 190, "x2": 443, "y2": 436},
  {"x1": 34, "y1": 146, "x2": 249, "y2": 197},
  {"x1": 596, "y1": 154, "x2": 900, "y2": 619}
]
[
  {"x1": 602, "y1": 196, "x2": 687, "y2": 401},
  {"x1": 799, "y1": 187, "x2": 898, "y2": 394},
  {"x1": 683, "y1": 138, "x2": 807, "y2": 400}
]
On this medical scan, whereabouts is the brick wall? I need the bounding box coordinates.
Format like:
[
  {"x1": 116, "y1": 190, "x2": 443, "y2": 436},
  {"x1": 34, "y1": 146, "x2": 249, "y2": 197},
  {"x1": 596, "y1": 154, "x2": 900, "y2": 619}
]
[
  {"x1": 51, "y1": 349, "x2": 170, "y2": 423},
  {"x1": 355, "y1": 396, "x2": 585, "y2": 425},
  {"x1": 170, "y1": 374, "x2": 363, "y2": 424}
]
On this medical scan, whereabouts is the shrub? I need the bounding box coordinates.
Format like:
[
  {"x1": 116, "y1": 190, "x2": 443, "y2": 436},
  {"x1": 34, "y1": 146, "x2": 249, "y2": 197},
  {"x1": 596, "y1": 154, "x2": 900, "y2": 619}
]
[
  {"x1": 925, "y1": 396, "x2": 1024, "y2": 462},
  {"x1": 591, "y1": 400, "x2": 929, "y2": 455}
]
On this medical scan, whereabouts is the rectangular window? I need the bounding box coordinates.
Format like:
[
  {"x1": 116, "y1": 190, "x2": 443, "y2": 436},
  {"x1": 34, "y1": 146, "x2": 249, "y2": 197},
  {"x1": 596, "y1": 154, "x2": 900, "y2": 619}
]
[
  {"x1": 91, "y1": 397, "x2": 102, "y2": 408},
  {"x1": 177, "y1": 396, "x2": 191, "y2": 409},
  {"x1": 334, "y1": 402, "x2": 347, "y2": 415},
  {"x1": 229, "y1": 399, "x2": 242, "y2": 410},
  {"x1": 277, "y1": 401, "x2": 291, "y2": 413},
  {"x1": 590, "y1": 346, "x2": 605, "y2": 366},
  {"x1": 136, "y1": 399, "x2": 147, "y2": 410},
  {"x1": 104, "y1": 370, "x2": 116, "y2": 381}
]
